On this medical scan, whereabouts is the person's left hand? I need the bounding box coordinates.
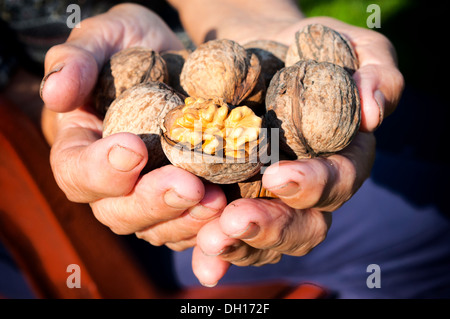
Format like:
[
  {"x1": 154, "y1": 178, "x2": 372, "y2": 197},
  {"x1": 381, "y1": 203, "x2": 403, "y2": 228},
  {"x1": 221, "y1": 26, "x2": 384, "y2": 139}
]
[
  {"x1": 190, "y1": 17, "x2": 403, "y2": 287},
  {"x1": 192, "y1": 132, "x2": 375, "y2": 286}
]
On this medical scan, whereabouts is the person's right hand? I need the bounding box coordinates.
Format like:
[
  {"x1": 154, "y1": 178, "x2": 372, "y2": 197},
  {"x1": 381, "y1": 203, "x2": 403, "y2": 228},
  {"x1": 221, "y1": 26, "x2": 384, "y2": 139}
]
[{"x1": 41, "y1": 3, "x2": 227, "y2": 251}]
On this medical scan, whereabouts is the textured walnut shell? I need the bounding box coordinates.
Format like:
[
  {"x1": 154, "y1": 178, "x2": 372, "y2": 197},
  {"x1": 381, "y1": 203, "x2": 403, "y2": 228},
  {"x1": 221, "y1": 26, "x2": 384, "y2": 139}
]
[
  {"x1": 103, "y1": 81, "x2": 184, "y2": 172},
  {"x1": 242, "y1": 40, "x2": 288, "y2": 115},
  {"x1": 180, "y1": 39, "x2": 262, "y2": 106},
  {"x1": 266, "y1": 60, "x2": 360, "y2": 159},
  {"x1": 243, "y1": 40, "x2": 288, "y2": 87},
  {"x1": 161, "y1": 49, "x2": 191, "y2": 95},
  {"x1": 94, "y1": 47, "x2": 169, "y2": 115},
  {"x1": 160, "y1": 105, "x2": 269, "y2": 184},
  {"x1": 285, "y1": 24, "x2": 358, "y2": 74}
]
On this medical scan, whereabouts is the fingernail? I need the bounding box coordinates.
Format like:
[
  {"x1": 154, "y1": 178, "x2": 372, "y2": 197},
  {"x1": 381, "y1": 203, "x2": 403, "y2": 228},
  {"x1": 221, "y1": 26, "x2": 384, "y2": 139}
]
[
  {"x1": 204, "y1": 244, "x2": 239, "y2": 257},
  {"x1": 189, "y1": 205, "x2": 220, "y2": 220},
  {"x1": 164, "y1": 189, "x2": 199, "y2": 209},
  {"x1": 108, "y1": 144, "x2": 143, "y2": 172},
  {"x1": 200, "y1": 281, "x2": 218, "y2": 288},
  {"x1": 40, "y1": 63, "x2": 65, "y2": 99},
  {"x1": 266, "y1": 181, "x2": 300, "y2": 197},
  {"x1": 230, "y1": 222, "x2": 260, "y2": 240},
  {"x1": 374, "y1": 90, "x2": 385, "y2": 129}
]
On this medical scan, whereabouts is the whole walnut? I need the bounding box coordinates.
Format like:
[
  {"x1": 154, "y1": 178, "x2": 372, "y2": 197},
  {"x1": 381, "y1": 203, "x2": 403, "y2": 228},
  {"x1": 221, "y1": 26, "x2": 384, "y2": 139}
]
[
  {"x1": 161, "y1": 49, "x2": 191, "y2": 95},
  {"x1": 242, "y1": 40, "x2": 288, "y2": 114},
  {"x1": 180, "y1": 39, "x2": 262, "y2": 108},
  {"x1": 103, "y1": 81, "x2": 184, "y2": 172},
  {"x1": 243, "y1": 39, "x2": 288, "y2": 87},
  {"x1": 94, "y1": 47, "x2": 169, "y2": 115},
  {"x1": 161, "y1": 97, "x2": 268, "y2": 184},
  {"x1": 266, "y1": 60, "x2": 361, "y2": 159},
  {"x1": 285, "y1": 24, "x2": 358, "y2": 74}
]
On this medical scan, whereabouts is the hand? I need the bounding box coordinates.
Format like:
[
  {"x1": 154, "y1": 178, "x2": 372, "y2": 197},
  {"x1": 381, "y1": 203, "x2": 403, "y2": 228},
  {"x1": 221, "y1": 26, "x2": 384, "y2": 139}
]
[
  {"x1": 42, "y1": 4, "x2": 227, "y2": 251},
  {"x1": 191, "y1": 17, "x2": 404, "y2": 287},
  {"x1": 269, "y1": 16, "x2": 404, "y2": 132}
]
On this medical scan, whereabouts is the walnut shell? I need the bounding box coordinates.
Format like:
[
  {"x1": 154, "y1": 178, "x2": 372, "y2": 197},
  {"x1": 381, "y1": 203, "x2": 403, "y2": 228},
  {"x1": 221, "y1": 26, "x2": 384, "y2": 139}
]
[
  {"x1": 94, "y1": 47, "x2": 169, "y2": 115},
  {"x1": 243, "y1": 40, "x2": 288, "y2": 87},
  {"x1": 285, "y1": 24, "x2": 358, "y2": 74},
  {"x1": 160, "y1": 98, "x2": 269, "y2": 184},
  {"x1": 266, "y1": 60, "x2": 360, "y2": 159},
  {"x1": 180, "y1": 39, "x2": 262, "y2": 107},
  {"x1": 221, "y1": 151, "x2": 293, "y2": 200},
  {"x1": 103, "y1": 81, "x2": 184, "y2": 172},
  {"x1": 161, "y1": 49, "x2": 191, "y2": 95}
]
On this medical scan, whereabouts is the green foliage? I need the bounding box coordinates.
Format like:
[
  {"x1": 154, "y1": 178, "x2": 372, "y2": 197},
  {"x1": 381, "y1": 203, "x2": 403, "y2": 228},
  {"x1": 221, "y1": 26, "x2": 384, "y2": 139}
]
[{"x1": 298, "y1": 0, "x2": 411, "y2": 28}]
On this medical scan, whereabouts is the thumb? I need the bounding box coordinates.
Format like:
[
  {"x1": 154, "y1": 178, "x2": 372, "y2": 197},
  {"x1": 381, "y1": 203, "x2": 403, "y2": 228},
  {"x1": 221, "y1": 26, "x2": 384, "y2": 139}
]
[
  {"x1": 40, "y1": 43, "x2": 98, "y2": 113},
  {"x1": 40, "y1": 3, "x2": 183, "y2": 112}
]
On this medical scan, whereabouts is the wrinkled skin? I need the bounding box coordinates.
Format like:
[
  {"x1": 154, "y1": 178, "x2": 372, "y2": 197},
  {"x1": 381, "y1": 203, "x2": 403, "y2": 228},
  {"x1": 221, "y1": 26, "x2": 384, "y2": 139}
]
[{"x1": 41, "y1": 3, "x2": 404, "y2": 287}]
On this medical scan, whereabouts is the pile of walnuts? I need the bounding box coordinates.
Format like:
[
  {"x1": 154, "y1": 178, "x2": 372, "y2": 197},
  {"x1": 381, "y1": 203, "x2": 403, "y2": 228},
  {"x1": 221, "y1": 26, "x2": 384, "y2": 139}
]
[{"x1": 96, "y1": 24, "x2": 361, "y2": 199}]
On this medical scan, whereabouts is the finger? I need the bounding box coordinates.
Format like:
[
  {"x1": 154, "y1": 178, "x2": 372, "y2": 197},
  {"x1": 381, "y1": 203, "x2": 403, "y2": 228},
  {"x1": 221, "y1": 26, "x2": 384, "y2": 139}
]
[
  {"x1": 41, "y1": 3, "x2": 183, "y2": 112},
  {"x1": 166, "y1": 237, "x2": 197, "y2": 252},
  {"x1": 90, "y1": 165, "x2": 205, "y2": 235},
  {"x1": 351, "y1": 31, "x2": 404, "y2": 131},
  {"x1": 50, "y1": 109, "x2": 148, "y2": 203},
  {"x1": 277, "y1": 17, "x2": 404, "y2": 132},
  {"x1": 135, "y1": 184, "x2": 226, "y2": 247},
  {"x1": 196, "y1": 212, "x2": 281, "y2": 267},
  {"x1": 192, "y1": 245, "x2": 231, "y2": 287},
  {"x1": 196, "y1": 218, "x2": 238, "y2": 256},
  {"x1": 263, "y1": 132, "x2": 375, "y2": 211},
  {"x1": 219, "y1": 198, "x2": 331, "y2": 257}
]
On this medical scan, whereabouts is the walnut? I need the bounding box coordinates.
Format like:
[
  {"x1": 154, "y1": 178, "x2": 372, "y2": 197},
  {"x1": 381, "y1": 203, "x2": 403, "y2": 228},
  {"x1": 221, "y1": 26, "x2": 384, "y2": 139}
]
[
  {"x1": 285, "y1": 24, "x2": 358, "y2": 74},
  {"x1": 161, "y1": 49, "x2": 191, "y2": 95},
  {"x1": 241, "y1": 40, "x2": 288, "y2": 114},
  {"x1": 266, "y1": 60, "x2": 361, "y2": 159},
  {"x1": 180, "y1": 39, "x2": 262, "y2": 108},
  {"x1": 161, "y1": 97, "x2": 268, "y2": 184},
  {"x1": 103, "y1": 81, "x2": 184, "y2": 172},
  {"x1": 94, "y1": 47, "x2": 169, "y2": 116},
  {"x1": 243, "y1": 40, "x2": 288, "y2": 87}
]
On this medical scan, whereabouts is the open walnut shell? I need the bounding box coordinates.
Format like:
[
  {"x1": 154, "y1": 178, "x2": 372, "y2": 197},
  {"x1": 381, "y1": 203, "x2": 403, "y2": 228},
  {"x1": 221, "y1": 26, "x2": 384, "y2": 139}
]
[
  {"x1": 161, "y1": 97, "x2": 269, "y2": 184},
  {"x1": 285, "y1": 24, "x2": 358, "y2": 74},
  {"x1": 266, "y1": 60, "x2": 361, "y2": 159},
  {"x1": 180, "y1": 39, "x2": 262, "y2": 107},
  {"x1": 94, "y1": 47, "x2": 169, "y2": 115},
  {"x1": 103, "y1": 81, "x2": 184, "y2": 172}
]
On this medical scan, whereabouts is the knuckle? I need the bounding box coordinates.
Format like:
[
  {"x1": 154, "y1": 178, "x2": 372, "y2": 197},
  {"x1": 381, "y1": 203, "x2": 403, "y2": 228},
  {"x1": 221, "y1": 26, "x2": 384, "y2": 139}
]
[
  {"x1": 166, "y1": 239, "x2": 195, "y2": 252},
  {"x1": 391, "y1": 67, "x2": 405, "y2": 95},
  {"x1": 90, "y1": 202, "x2": 133, "y2": 235},
  {"x1": 135, "y1": 230, "x2": 165, "y2": 246}
]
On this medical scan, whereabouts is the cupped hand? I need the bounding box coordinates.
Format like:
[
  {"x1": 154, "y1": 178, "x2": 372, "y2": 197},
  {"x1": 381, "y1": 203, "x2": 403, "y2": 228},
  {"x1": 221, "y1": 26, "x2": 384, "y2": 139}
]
[
  {"x1": 43, "y1": 4, "x2": 227, "y2": 251},
  {"x1": 193, "y1": 132, "x2": 375, "y2": 286},
  {"x1": 273, "y1": 16, "x2": 404, "y2": 132},
  {"x1": 192, "y1": 17, "x2": 404, "y2": 287}
]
